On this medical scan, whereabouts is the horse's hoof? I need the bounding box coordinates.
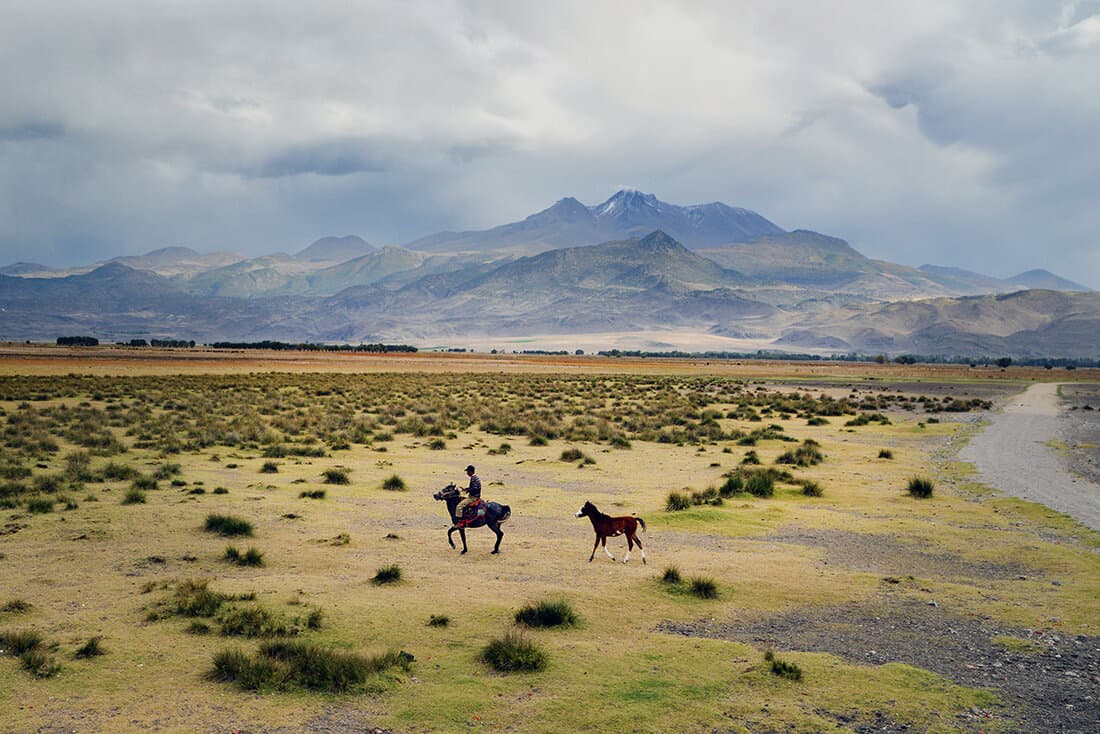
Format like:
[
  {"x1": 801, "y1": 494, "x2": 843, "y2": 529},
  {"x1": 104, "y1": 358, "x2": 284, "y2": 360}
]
[
  {"x1": 460, "y1": 549, "x2": 467, "y2": 555},
  {"x1": 491, "y1": 549, "x2": 499, "y2": 555}
]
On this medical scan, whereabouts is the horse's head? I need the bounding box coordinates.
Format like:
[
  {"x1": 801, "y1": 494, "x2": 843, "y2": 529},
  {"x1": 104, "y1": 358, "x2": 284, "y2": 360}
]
[
  {"x1": 575, "y1": 500, "x2": 597, "y2": 518},
  {"x1": 432, "y1": 482, "x2": 458, "y2": 501}
]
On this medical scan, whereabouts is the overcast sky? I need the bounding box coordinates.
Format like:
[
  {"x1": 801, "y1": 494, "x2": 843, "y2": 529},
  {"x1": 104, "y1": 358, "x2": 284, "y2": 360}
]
[{"x1": 1, "y1": 1, "x2": 1098, "y2": 286}]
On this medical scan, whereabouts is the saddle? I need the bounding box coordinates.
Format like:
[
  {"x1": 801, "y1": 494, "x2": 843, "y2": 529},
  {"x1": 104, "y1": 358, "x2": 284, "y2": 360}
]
[{"x1": 456, "y1": 499, "x2": 487, "y2": 527}]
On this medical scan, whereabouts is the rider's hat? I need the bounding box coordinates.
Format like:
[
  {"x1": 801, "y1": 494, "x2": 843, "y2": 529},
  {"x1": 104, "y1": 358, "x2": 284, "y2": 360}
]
[{"x1": 465, "y1": 465, "x2": 476, "y2": 473}]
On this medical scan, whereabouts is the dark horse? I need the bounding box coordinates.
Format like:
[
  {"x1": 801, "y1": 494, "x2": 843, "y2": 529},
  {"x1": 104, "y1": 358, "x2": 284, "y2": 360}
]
[
  {"x1": 432, "y1": 483, "x2": 511, "y2": 555},
  {"x1": 575, "y1": 500, "x2": 647, "y2": 564}
]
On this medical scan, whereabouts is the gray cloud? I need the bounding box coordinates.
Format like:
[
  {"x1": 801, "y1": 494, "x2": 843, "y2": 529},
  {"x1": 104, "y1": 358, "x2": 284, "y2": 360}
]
[
  {"x1": 0, "y1": 1, "x2": 1097, "y2": 287},
  {"x1": 0, "y1": 121, "x2": 66, "y2": 141}
]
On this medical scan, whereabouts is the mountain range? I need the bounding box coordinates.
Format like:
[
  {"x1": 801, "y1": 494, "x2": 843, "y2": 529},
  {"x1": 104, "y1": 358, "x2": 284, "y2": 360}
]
[{"x1": 0, "y1": 190, "x2": 1094, "y2": 357}]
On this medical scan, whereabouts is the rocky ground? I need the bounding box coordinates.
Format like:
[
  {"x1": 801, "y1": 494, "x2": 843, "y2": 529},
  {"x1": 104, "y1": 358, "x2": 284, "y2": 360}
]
[
  {"x1": 1060, "y1": 383, "x2": 1100, "y2": 486},
  {"x1": 659, "y1": 584, "x2": 1099, "y2": 733}
]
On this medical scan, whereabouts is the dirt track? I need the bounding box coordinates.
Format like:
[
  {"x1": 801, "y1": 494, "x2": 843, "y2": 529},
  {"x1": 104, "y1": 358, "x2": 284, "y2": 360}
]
[{"x1": 960, "y1": 382, "x2": 1100, "y2": 531}]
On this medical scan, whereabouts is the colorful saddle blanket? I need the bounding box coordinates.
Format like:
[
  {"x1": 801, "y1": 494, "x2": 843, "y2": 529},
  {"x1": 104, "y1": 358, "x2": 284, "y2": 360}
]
[{"x1": 457, "y1": 499, "x2": 487, "y2": 527}]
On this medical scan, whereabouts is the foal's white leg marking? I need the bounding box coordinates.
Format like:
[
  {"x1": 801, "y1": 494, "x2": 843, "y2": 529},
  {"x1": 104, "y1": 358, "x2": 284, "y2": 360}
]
[
  {"x1": 640, "y1": 548, "x2": 647, "y2": 563},
  {"x1": 604, "y1": 543, "x2": 615, "y2": 560},
  {"x1": 623, "y1": 548, "x2": 630, "y2": 564}
]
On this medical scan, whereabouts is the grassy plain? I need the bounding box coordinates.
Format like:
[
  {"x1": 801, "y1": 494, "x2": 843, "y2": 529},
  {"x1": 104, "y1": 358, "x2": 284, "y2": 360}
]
[{"x1": 0, "y1": 349, "x2": 1097, "y2": 733}]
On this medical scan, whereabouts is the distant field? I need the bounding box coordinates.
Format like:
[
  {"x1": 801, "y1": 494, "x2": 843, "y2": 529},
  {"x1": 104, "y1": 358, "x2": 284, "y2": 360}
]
[{"x1": 1, "y1": 357, "x2": 1098, "y2": 733}]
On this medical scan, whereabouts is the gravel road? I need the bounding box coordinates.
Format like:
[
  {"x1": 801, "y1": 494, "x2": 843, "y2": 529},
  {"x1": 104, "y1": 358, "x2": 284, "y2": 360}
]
[{"x1": 960, "y1": 382, "x2": 1100, "y2": 531}]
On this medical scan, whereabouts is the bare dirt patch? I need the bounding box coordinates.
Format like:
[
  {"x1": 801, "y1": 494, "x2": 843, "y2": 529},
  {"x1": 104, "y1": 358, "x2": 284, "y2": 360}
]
[
  {"x1": 658, "y1": 591, "x2": 1100, "y2": 733},
  {"x1": 1061, "y1": 383, "x2": 1100, "y2": 486},
  {"x1": 752, "y1": 527, "x2": 1030, "y2": 580}
]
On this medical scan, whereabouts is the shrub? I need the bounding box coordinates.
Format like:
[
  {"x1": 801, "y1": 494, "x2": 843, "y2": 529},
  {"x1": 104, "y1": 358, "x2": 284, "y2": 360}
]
[
  {"x1": 260, "y1": 461, "x2": 279, "y2": 474},
  {"x1": 204, "y1": 514, "x2": 254, "y2": 536},
  {"x1": 20, "y1": 648, "x2": 61, "y2": 678},
  {"x1": 131, "y1": 475, "x2": 158, "y2": 491},
  {"x1": 764, "y1": 649, "x2": 803, "y2": 681},
  {"x1": 0, "y1": 629, "x2": 44, "y2": 656},
  {"x1": 120, "y1": 488, "x2": 146, "y2": 505},
  {"x1": 218, "y1": 605, "x2": 294, "y2": 638},
  {"x1": 806, "y1": 416, "x2": 830, "y2": 426},
  {"x1": 173, "y1": 579, "x2": 230, "y2": 618},
  {"x1": 186, "y1": 620, "x2": 211, "y2": 635},
  {"x1": 514, "y1": 599, "x2": 578, "y2": 628},
  {"x1": 775, "y1": 439, "x2": 824, "y2": 467},
  {"x1": 480, "y1": 630, "x2": 547, "y2": 672},
  {"x1": 381, "y1": 474, "x2": 406, "y2": 491},
  {"x1": 372, "y1": 564, "x2": 402, "y2": 585},
  {"x1": 153, "y1": 463, "x2": 181, "y2": 480},
  {"x1": 688, "y1": 576, "x2": 719, "y2": 599},
  {"x1": 299, "y1": 489, "x2": 326, "y2": 499},
  {"x1": 427, "y1": 614, "x2": 450, "y2": 627},
  {"x1": 878, "y1": 449, "x2": 894, "y2": 459},
  {"x1": 211, "y1": 641, "x2": 412, "y2": 692},
  {"x1": 609, "y1": 436, "x2": 632, "y2": 449},
  {"x1": 560, "y1": 448, "x2": 583, "y2": 462},
  {"x1": 322, "y1": 468, "x2": 350, "y2": 485},
  {"x1": 306, "y1": 608, "x2": 324, "y2": 630},
  {"x1": 213, "y1": 487, "x2": 229, "y2": 495},
  {"x1": 660, "y1": 566, "x2": 682, "y2": 585},
  {"x1": 744, "y1": 471, "x2": 775, "y2": 498},
  {"x1": 224, "y1": 546, "x2": 264, "y2": 567},
  {"x1": 665, "y1": 491, "x2": 692, "y2": 511},
  {"x1": 740, "y1": 450, "x2": 761, "y2": 465},
  {"x1": 528, "y1": 435, "x2": 548, "y2": 446},
  {"x1": 102, "y1": 462, "x2": 137, "y2": 480},
  {"x1": 26, "y1": 497, "x2": 54, "y2": 513},
  {"x1": 74, "y1": 635, "x2": 105, "y2": 659},
  {"x1": 428, "y1": 439, "x2": 446, "y2": 450},
  {"x1": 2, "y1": 599, "x2": 32, "y2": 614},
  {"x1": 907, "y1": 477, "x2": 934, "y2": 498},
  {"x1": 800, "y1": 481, "x2": 824, "y2": 497}
]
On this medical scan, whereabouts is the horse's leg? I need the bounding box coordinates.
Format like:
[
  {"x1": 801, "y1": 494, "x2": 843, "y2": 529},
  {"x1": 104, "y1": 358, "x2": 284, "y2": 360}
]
[
  {"x1": 459, "y1": 527, "x2": 468, "y2": 555},
  {"x1": 602, "y1": 536, "x2": 615, "y2": 561},
  {"x1": 447, "y1": 526, "x2": 457, "y2": 549},
  {"x1": 589, "y1": 535, "x2": 600, "y2": 562},
  {"x1": 490, "y1": 521, "x2": 503, "y2": 554},
  {"x1": 628, "y1": 531, "x2": 646, "y2": 564},
  {"x1": 624, "y1": 533, "x2": 633, "y2": 564}
]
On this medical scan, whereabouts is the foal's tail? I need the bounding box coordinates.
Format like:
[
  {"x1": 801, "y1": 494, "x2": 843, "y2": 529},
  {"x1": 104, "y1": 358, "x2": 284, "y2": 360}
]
[{"x1": 635, "y1": 514, "x2": 646, "y2": 532}]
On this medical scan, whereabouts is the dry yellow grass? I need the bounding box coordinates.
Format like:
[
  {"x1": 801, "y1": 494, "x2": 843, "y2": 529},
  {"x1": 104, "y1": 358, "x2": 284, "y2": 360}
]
[{"x1": 0, "y1": 355, "x2": 1097, "y2": 732}]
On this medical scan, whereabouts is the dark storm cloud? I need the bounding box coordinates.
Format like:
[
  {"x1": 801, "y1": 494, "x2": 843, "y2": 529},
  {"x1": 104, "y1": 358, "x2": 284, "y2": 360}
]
[
  {"x1": 0, "y1": 121, "x2": 66, "y2": 141},
  {"x1": 0, "y1": 1, "x2": 1097, "y2": 286},
  {"x1": 244, "y1": 139, "x2": 390, "y2": 179}
]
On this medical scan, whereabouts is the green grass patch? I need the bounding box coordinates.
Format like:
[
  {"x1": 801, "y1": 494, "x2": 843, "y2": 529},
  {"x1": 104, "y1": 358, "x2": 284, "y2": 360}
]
[
  {"x1": 121, "y1": 487, "x2": 146, "y2": 505},
  {"x1": 382, "y1": 474, "x2": 406, "y2": 491},
  {"x1": 74, "y1": 635, "x2": 105, "y2": 659},
  {"x1": 372, "y1": 564, "x2": 402, "y2": 585},
  {"x1": 907, "y1": 477, "x2": 935, "y2": 498},
  {"x1": 210, "y1": 641, "x2": 411, "y2": 692},
  {"x1": 322, "y1": 468, "x2": 350, "y2": 485},
  {"x1": 224, "y1": 545, "x2": 264, "y2": 567},
  {"x1": 204, "y1": 513, "x2": 254, "y2": 536},
  {"x1": 514, "y1": 598, "x2": 579, "y2": 628},
  {"x1": 764, "y1": 649, "x2": 803, "y2": 681},
  {"x1": 480, "y1": 629, "x2": 547, "y2": 672}
]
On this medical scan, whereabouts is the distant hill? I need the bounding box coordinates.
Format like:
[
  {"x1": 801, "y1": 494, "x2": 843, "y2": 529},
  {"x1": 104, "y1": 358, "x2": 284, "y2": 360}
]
[
  {"x1": 405, "y1": 189, "x2": 784, "y2": 254},
  {"x1": 918, "y1": 265, "x2": 1091, "y2": 295},
  {"x1": 777, "y1": 289, "x2": 1100, "y2": 358},
  {"x1": 294, "y1": 235, "x2": 375, "y2": 263},
  {"x1": 1004, "y1": 269, "x2": 1090, "y2": 292},
  {"x1": 0, "y1": 262, "x2": 56, "y2": 276},
  {"x1": 109, "y1": 246, "x2": 245, "y2": 276}
]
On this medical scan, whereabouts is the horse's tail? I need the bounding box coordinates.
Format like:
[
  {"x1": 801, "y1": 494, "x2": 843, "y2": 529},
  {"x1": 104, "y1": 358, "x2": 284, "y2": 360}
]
[{"x1": 635, "y1": 515, "x2": 646, "y2": 533}]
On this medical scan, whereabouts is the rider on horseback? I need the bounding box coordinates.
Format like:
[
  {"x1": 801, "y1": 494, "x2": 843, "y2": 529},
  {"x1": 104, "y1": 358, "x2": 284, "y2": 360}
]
[{"x1": 454, "y1": 464, "x2": 482, "y2": 526}]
